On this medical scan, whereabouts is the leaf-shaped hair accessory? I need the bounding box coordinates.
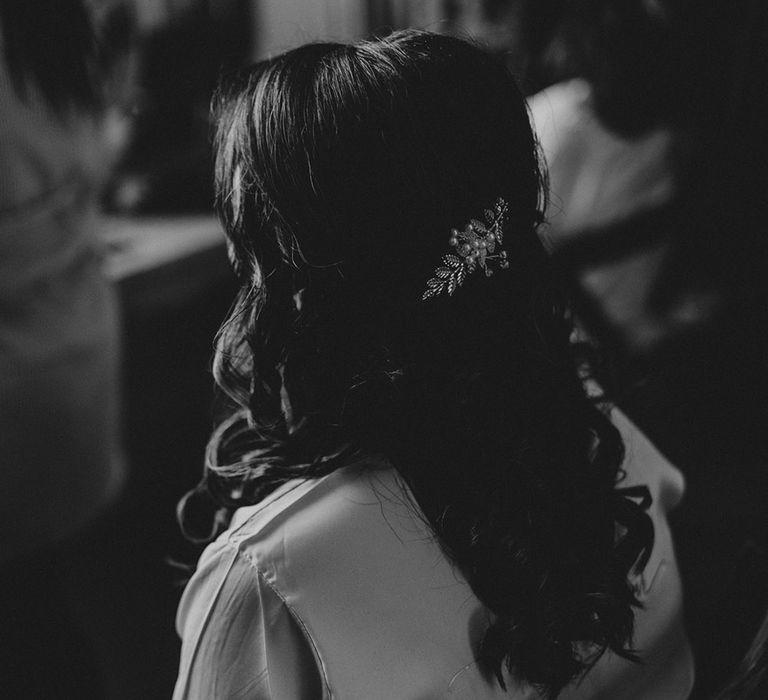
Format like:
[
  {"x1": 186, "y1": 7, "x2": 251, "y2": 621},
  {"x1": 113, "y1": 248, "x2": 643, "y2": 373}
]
[{"x1": 421, "y1": 197, "x2": 510, "y2": 301}]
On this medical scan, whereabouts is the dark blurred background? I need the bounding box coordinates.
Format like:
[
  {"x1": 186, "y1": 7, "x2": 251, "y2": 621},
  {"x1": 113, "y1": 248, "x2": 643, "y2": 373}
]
[{"x1": 1, "y1": 1, "x2": 766, "y2": 698}]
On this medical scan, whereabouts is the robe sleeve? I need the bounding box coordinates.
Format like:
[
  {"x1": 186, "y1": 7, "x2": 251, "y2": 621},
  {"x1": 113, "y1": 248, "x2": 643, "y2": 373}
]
[{"x1": 173, "y1": 538, "x2": 325, "y2": 700}]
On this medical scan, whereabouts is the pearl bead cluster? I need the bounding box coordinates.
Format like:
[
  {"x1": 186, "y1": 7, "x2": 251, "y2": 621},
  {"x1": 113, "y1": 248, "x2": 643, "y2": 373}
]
[
  {"x1": 449, "y1": 226, "x2": 509, "y2": 277},
  {"x1": 422, "y1": 197, "x2": 510, "y2": 300}
]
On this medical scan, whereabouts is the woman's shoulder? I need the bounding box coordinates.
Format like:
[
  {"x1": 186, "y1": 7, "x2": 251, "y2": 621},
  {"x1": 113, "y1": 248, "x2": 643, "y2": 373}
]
[
  {"x1": 229, "y1": 458, "x2": 419, "y2": 544},
  {"x1": 177, "y1": 459, "x2": 509, "y2": 699},
  {"x1": 219, "y1": 459, "x2": 441, "y2": 592}
]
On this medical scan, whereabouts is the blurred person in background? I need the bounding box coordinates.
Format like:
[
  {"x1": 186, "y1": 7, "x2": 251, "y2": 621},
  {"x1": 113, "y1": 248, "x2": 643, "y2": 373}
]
[
  {"x1": 520, "y1": 0, "x2": 768, "y2": 695},
  {"x1": 0, "y1": 0, "x2": 134, "y2": 696},
  {"x1": 0, "y1": 0, "x2": 126, "y2": 564},
  {"x1": 525, "y1": 0, "x2": 723, "y2": 353}
]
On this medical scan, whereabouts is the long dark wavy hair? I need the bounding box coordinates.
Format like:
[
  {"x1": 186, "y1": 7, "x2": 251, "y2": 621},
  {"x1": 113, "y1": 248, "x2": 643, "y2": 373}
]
[{"x1": 179, "y1": 30, "x2": 653, "y2": 699}]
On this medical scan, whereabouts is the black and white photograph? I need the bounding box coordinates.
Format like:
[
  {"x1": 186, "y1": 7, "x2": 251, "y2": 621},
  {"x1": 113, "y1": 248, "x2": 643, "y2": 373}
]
[{"x1": 1, "y1": 1, "x2": 767, "y2": 698}]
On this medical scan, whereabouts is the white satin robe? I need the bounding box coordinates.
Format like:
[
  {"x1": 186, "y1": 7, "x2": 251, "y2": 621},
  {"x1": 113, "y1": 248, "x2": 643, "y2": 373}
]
[{"x1": 174, "y1": 409, "x2": 694, "y2": 699}]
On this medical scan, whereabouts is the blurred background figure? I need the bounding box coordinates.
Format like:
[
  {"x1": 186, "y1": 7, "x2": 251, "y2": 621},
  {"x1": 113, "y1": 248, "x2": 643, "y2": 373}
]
[
  {"x1": 0, "y1": 0, "x2": 244, "y2": 696},
  {"x1": 525, "y1": 0, "x2": 733, "y2": 354},
  {"x1": 0, "y1": 0, "x2": 125, "y2": 570},
  {"x1": 0, "y1": 0, "x2": 135, "y2": 696}
]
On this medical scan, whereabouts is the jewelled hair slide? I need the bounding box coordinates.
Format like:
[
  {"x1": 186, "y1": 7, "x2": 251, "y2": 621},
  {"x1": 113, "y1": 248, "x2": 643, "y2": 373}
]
[{"x1": 421, "y1": 197, "x2": 510, "y2": 301}]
